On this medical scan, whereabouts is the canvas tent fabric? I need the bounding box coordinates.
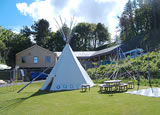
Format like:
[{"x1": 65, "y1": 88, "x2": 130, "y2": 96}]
[
  {"x1": 40, "y1": 44, "x2": 95, "y2": 91},
  {"x1": 126, "y1": 88, "x2": 160, "y2": 97}
]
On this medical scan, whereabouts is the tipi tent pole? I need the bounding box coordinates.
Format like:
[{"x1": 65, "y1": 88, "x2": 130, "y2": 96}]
[
  {"x1": 17, "y1": 67, "x2": 50, "y2": 93},
  {"x1": 114, "y1": 70, "x2": 119, "y2": 80},
  {"x1": 136, "y1": 47, "x2": 140, "y2": 91},
  {"x1": 123, "y1": 67, "x2": 135, "y2": 80},
  {"x1": 147, "y1": 46, "x2": 153, "y2": 93},
  {"x1": 54, "y1": 18, "x2": 66, "y2": 41},
  {"x1": 103, "y1": 57, "x2": 113, "y2": 79},
  {"x1": 119, "y1": 47, "x2": 136, "y2": 80}
]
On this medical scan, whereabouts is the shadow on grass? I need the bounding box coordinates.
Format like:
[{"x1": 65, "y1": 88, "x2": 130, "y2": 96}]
[
  {"x1": 97, "y1": 90, "x2": 127, "y2": 96},
  {"x1": 0, "y1": 88, "x2": 79, "y2": 113},
  {"x1": 80, "y1": 90, "x2": 91, "y2": 93},
  {"x1": 0, "y1": 90, "x2": 54, "y2": 113},
  {"x1": 0, "y1": 87, "x2": 18, "y2": 94},
  {"x1": 0, "y1": 88, "x2": 128, "y2": 113},
  {"x1": 0, "y1": 98, "x2": 26, "y2": 113},
  {"x1": 15, "y1": 90, "x2": 56, "y2": 101},
  {"x1": 0, "y1": 90, "x2": 14, "y2": 94},
  {"x1": 80, "y1": 91, "x2": 88, "y2": 93}
]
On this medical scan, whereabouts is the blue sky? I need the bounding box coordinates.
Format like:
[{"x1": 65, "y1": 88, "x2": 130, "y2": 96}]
[
  {"x1": 0, "y1": 0, "x2": 35, "y2": 32},
  {"x1": 0, "y1": 0, "x2": 127, "y2": 39}
]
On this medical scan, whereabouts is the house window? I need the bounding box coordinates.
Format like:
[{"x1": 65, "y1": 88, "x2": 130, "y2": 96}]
[
  {"x1": 34, "y1": 56, "x2": 38, "y2": 63},
  {"x1": 46, "y1": 56, "x2": 50, "y2": 63},
  {"x1": 21, "y1": 56, "x2": 26, "y2": 63}
]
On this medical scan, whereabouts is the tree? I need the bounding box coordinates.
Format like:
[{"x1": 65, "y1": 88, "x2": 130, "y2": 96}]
[
  {"x1": 20, "y1": 26, "x2": 32, "y2": 38},
  {"x1": 94, "y1": 23, "x2": 111, "y2": 48},
  {"x1": 0, "y1": 26, "x2": 32, "y2": 66},
  {"x1": 70, "y1": 22, "x2": 110, "y2": 51},
  {"x1": 31, "y1": 19, "x2": 51, "y2": 47},
  {"x1": 0, "y1": 27, "x2": 12, "y2": 64},
  {"x1": 70, "y1": 23, "x2": 96, "y2": 51},
  {"x1": 119, "y1": 0, "x2": 137, "y2": 42},
  {"x1": 45, "y1": 24, "x2": 69, "y2": 51},
  {"x1": 0, "y1": 40, "x2": 7, "y2": 63},
  {"x1": 46, "y1": 31, "x2": 65, "y2": 51},
  {"x1": 118, "y1": 0, "x2": 160, "y2": 50},
  {"x1": 6, "y1": 34, "x2": 32, "y2": 67}
]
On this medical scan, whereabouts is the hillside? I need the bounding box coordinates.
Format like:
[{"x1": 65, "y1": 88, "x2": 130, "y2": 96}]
[{"x1": 87, "y1": 50, "x2": 160, "y2": 86}]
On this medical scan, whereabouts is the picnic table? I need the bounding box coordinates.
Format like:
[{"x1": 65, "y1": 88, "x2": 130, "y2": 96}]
[
  {"x1": 99, "y1": 80, "x2": 128, "y2": 92},
  {"x1": 104, "y1": 80, "x2": 122, "y2": 86}
]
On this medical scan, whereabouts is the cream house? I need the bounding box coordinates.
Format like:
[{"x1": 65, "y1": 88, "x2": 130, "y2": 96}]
[{"x1": 16, "y1": 44, "x2": 57, "y2": 68}]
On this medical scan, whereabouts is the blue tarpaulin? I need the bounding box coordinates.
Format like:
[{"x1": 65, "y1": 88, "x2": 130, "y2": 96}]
[{"x1": 31, "y1": 72, "x2": 48, "y2": 80}]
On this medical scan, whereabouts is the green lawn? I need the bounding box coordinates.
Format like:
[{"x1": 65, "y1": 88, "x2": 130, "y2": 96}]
[{"x1": 0, "y1": 82, "x2": 160, "y2": 115}]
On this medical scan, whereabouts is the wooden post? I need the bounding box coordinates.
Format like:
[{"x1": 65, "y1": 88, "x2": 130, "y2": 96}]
[{"x1": 98, "y1": 56, "x2": 101, "y2": 65}]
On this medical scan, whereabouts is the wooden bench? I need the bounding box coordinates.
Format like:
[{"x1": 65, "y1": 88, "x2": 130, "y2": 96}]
[
  {"x1": 99, "y1": 84, "x2": 113, "y2": 92},
  {"x1": 119, "y1": 83, "x2": 128, "y2": 92},
  {"x1": 99, "y1": 84, "x2": 105, "y2": 92},
  {"x1": 81, "y1": 84, "x2": 90, "y2": 92},
  {"x1": 127, "y1": 81, "x2": 134, "y2": 89}
]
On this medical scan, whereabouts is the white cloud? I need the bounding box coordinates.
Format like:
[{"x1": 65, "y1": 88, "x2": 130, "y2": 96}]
[
  {"x1": 16, "y1": 0, "x2": 127, "y2": 40},
  {"x1": 12, "y1": 31, "x2": 19, "y2": 34},
  {"x1": 9, "y1": 26, "x2": 21, "y2": 34},
  {"x1": 107, "y1": 0, "x2": 127, "y2": 40}
]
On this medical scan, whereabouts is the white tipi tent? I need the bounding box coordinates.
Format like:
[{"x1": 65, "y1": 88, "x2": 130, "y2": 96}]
[
  {"x1": 41, "y1": 17, "x2": 95, "y2": 91},
  {"x1": 40, "y1": 43, "x2": 95, "y2": 91}
]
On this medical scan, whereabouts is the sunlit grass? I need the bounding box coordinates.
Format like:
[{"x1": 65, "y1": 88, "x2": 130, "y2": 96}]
[{"x1": 0, "y1": 82, "x2": 159, "y2": 115}]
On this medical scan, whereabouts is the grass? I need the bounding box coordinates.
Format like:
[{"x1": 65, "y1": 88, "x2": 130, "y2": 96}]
[{"x1": 0, "y1": 82, "x2": 160, "y2": 115}]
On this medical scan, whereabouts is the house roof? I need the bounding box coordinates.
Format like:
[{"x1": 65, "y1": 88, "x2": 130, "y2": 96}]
[
  {"x1": 55, "y1": 45, "x2": 121, "y2": 58},
  {"x1": 17, "y1": 44, "x2": 121, "y2": 58},
  {"x1": 74, "y1": 51, "x2": 96, "y2": 57},
  {"x1": 16, "y1": 44, "x2": 55, "y2": 56},
  {"x1": 92, "y1": 45, "x2": 120, "y2": 57},
  {"x1": 55, "y1": 51, "x2": 96, "y2": 58}
]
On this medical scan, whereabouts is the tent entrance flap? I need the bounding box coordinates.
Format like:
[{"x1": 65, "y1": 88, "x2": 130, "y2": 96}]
[{"x1": 46, "y1": 77, "x2": 54, "y2": 90}]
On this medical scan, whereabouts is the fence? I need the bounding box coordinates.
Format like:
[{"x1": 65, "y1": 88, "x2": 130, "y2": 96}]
[
  {"x1": 0, "y1": 70, "x2": 12, "y2": 80},
  {"x1": 0, "y1": 68, "x2": 52, "y2": 81}
]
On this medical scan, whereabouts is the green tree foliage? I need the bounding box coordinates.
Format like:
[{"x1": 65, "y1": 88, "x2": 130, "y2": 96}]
[
  {"x1": 6, "y1": 34, "x2": 32, "y2": 67},
  {"x1": 119, "y1": 0, "x2": 136, "y2": 41},
  {"x1": 45, "y1": 24, "x2": 69, "y2": 51},
  {"x1": 46, "y1": 31, "x2": 65, "y2": 51},
  {"x1": 70, "y1": 22, "x2": 110, "y2": 51},
  {"x1": 119, "y1": 0, "x2": 160, "y2": 50},
  {"x1": 0, "y1": 40, "x2": 7, "y2": 63},
  {"x1": 20, "y1": 20, "x2": 111, "y2": 52},
  {"x1": 20, "y1": 26, "x2": 32, "y2": 38},
  {"x1": 94, "y1": 23, "x2": 111, "y2": 47},
  {"x1": 31, "y1": 19, "x2": 51, "y2": 47},
  {"x1": 70, "y1": 23, "x2": 96, "y2": 51},
  {"x1": 0, "y1": 27, "x2": 7, "y2": 63},
  {"x1": 0, "y1": 26, "x2": 32, "y2": 66}
]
